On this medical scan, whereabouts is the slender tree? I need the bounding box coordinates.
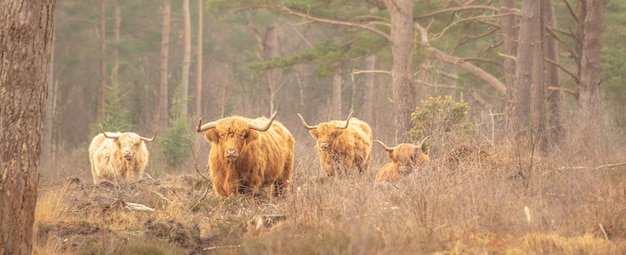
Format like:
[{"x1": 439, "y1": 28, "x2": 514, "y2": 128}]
[
  {"x1": 181, "y1": 0, "x2": 191, "y2": 117},
  {"x1": 195, "y1": 0, "x2": 204, "y2": 118},
  {"x1": 544, "y1": 0, "x2": 563, "y2": 145},
  {"x1": 98, "y1": 0, "x2": 106, "y2": 123},
  {"x1": 0, "y1": 1, "x2": 55, "y2": 253},
  {"x1": 157, "y1": 0, "x2": 171, "y2": 130}
]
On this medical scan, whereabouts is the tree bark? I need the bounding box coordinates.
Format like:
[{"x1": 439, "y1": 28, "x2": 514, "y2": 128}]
[
  {"x1": 0, "y1": 1, "x2": 55, "y2": 254},
  {"x1": 532, "y1": 0, "x2": 547, "y2": 152},
  {"x1": 383, "y1": 0, "x2": 415, "y2": 143},
  {"x1": 543, "y1": 0, "x2": 564, "y2": 145},
  {"x1": 195, "y1": 0, "x2": 204, "y2": 118},
  {"x1": 98, "y1": 0, "x2": 106, "y2": 123},
  {"x1": 157, "y1": 0, "x2": 171, "y2": 130},
  {"x1": 508, "y1": 1, "x2": 537, "y2": 139},
  {"x1": 362, "y1": 55, "x2": 376, "y2": 124},
  {"x1": 181, "y1": 0, "x2": 191, "y2": 117},
  {"x1": 577, "y1": 0, "x2": 607, "y2": 144},
  {"x1": 331, "y1": 73, "x2": 342, "y2": 119}
]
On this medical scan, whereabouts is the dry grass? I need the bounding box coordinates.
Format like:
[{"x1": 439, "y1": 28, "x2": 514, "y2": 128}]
[{"x1": 33, "y1": 131, "x2": 626, "y2": 254}]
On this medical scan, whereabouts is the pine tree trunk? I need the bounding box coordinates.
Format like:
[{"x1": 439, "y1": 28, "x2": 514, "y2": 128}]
[
  {"x1": 157, "y1": 0, "x2": 171, "y2": 130},
  {"x1": 98, "y1": 0, "x2": 106, "y2": 123},
  {"x1": 332, "y1": 73, "x2": 342, "y2": 119},
  {"x1": 543, "y1": 0, "x2": 564, "y2": 145},
  {"x1": 532, "y1": 0, "x2": 547, "y2": 152},
  {"x1": 0, "y1": 1, "x2": 55, "y2": 254},
  {"x1": 508, "y1": 1, "x2": 537, "y2": 139},
  {"x1": 181, "y1": 0, "x2": 191, "y2": 117},
  {"x1": 577, "y1": 0, "x2": 606, "y2": 144},
  {"x1": 384, "y1": 0, "x2": 415, "y2": 143},
  {"x1": 195, "y1": 0, "x2": 203, "y2": 118}
]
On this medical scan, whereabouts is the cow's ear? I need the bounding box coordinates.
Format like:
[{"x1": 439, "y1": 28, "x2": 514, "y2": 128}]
[
  {"x1": 246, "y1": 130, "x2": 259, "y2": 142},
  {"x1": 310, "y1": 129, "x2": 319, "y2": 138},
  {"x1": 204, "y1": 129, "x2": 219, "y2": 143},
  {"x1": 386, "y1": 150, "x2": 394, "y2": 160}
]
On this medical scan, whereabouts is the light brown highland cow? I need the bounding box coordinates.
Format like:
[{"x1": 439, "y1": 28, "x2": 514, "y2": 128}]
[
  {"x1": 374, "y1": 136, "x2": 430, "y2": 183},
  {"x1": 88, "y1": 125, "x2": 157, "y2": 184},
  {"x1": 197, "y1": 112, "x2": 295, "y2": 198},
  {"x1": 298, "y1": 112, "x2": 373, "y2": 177}
]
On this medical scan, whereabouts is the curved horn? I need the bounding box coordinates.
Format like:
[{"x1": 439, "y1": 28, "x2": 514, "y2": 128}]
[
  {"x1": 374, "y1": 139, "x2": 398, "y2": 152},
  {"x1": 416, "y1": 136, "x2": 431, "y2": 149},
  {"x1": 99, "y1": 123, "x2": 121, "y2": 139},
  {"x1": 297, "y1": 113, "x2": 318, "y2": 130},
  {"x1": 248, "y1": 111, "x2": 277, "y2": 131},
  {"x1": 141, "y1": 130, "x2": 158, "y2": 142},
  {"x1": 197, "y1": 118, "x2": 218, "y2": 132},
  {"x1": 337, "y1": 111, "x2": 354, "y2": 129}
]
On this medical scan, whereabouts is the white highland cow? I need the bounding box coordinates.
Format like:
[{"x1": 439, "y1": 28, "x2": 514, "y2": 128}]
[{"x1": 88, "y1": 124, "x2": 157, "y2": 184}]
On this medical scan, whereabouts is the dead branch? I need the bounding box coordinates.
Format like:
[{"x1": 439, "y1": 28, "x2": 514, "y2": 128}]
[
  {"x1": 414, "y1": 5, "x2": 504, "y2": 20},
  {"x1": 203, "y1": 245, "x2": 241, "y2": 251},
  {"x1": 544, "y1": 57, "x2": 579, "y2": 83},
  {"x1": 545, "y1": 26, "x2": 579, "y2": 60},
  {"x1": 125, "y1": 202, "x2": 155, "y2": 212},
  {"x1": 259, "y1": 4, "x2": 391, "y2": 41},
  {"x1": 415, "y1": 22, "x2": 507, "y2": 96},
  {"x1": 547, "y1": 86, "x2": 578, "y2": 99}
]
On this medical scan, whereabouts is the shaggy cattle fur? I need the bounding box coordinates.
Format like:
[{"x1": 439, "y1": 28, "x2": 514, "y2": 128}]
[
  {"x1": 197, "y1": 112, "x2": 294, "y2": 198},
  {"x1": 374, "y1": 137, "x2": 430, "y2": 183},
  {"x1": 88, "y1": 127, "x2": 157, "y2": 184},
  {"x1": 298, "y1": 112, "x2": 373, "y2": 177}
]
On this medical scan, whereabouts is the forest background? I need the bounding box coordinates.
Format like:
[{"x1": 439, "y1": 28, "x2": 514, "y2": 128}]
[{"x1": 44, "y1": 0, "x2": 625, "y2": 178}]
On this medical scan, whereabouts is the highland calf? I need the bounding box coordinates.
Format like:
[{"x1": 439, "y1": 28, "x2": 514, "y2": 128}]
[
  {"x1": 197, "y1": 112, "x2": 295, "y2": 198},
  {"x1": 89, "y1": 125, "x2": 157, "y2": 184},
  {"x1": 297, "y1": 112, "x2": 373, "y2": 176},
  {"x1": 374, "y1": 136, "x2": 430, "y2": 183}
]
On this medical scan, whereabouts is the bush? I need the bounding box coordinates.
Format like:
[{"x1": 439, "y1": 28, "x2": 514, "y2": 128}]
[{"x1": 409, "y1": 95, "x2": 473, "y2": 141}]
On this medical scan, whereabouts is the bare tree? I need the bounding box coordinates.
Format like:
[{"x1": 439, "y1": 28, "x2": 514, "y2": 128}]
[
  {"x1": 195, "y1": 0, "x2": 204, "y2": 118},
  {"x1": 0, "y1": 1, "x2": 55, "y2": 253},
  {"x1": 544, "y1": 0, "x2": 564, "y2": 145},
  {"x1": 98, "y1": 0, "x2": 106, "y2": 123},
  {"x1": 157, "y1": 0, "x2": 171, "y2": 130},
  {"x1": 181, "y1": 0, "x2": 191, "y2": 117}
]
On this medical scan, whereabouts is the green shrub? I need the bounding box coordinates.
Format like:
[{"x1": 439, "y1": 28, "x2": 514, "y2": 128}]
[{"x1": 409, "y1": 95, "x2": 472, "y2": 141}]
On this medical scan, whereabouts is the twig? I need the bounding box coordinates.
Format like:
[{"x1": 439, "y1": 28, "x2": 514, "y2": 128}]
[{"x1": 599, "y1": 223, "x2": 609, "y2": 241}]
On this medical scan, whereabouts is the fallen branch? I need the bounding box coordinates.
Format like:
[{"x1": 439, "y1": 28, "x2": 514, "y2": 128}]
[
  {"x1": 124, "y1": 202, "x2": 155, "y2": 212},
  {"x1": 203, "y1": 245, "x2": 241, "y2": 251}
]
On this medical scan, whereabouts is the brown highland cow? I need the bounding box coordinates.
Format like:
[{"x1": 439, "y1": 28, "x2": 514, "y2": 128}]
[
  {"x1": 297, "y1": 112, "x2": 373, "y2": 177},
  {"x1": 197, "y1": 112, "x2": 295, "y2": 198},
  {"x1": 374, "y1": 136, "x2": 430, "y2": 183}
]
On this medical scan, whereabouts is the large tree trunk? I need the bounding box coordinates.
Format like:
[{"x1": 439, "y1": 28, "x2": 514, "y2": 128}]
[
  {"x1": 195, "y1": 0, "x2": 203, "y2": 118},
  {"x1": 384, "y1": 0, "x2": 415, "y2": 143},
  {"x1": 508, "y1": 1, "x2": 538, "y2": 139},
  {"x1": 157, "y1": 0, "x2": 171, "y2": 130},
  {"x1": 577, "y1": 0, "x2": 606, "y2": 144},
  {"x1": 543, "y1": 0, "x2": 564, "y2": 146},
  {"x1": 0, "y1": 1, "x2": 55, "y2": 254},
  {"x1": 180, "y1": 0, "x2": 191, "y2": 117}
]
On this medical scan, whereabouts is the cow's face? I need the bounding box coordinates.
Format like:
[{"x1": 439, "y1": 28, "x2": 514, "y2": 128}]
[
  {"x1": 389, "y1": 144, "x2": 427, "y2": 175},
  {"x1": 310, "y1": 124, "x2": 342, "y2": 151},
  {"x1": 114, "y1": 133, "x2": 144, "y2": 161},
  {"x1": 205, "y1": 118, "x2": 259, "y2": 162}
]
